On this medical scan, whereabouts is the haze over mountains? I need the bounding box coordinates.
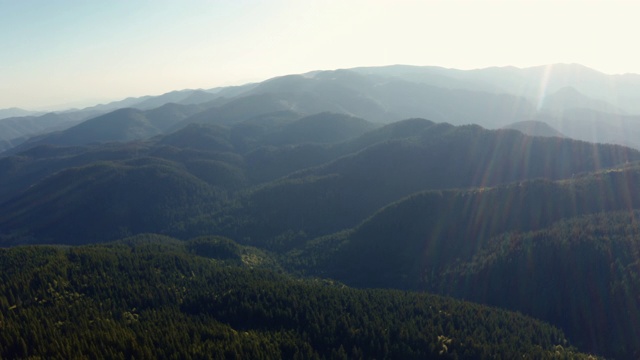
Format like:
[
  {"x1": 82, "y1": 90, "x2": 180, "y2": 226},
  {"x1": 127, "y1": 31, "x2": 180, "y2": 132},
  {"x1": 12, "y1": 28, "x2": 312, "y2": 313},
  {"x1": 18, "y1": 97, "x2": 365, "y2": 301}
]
[
  {"x1": 4, "y1": 63, "x2": 640, "y2": 154},
  {"x1": 3, "y1": 63, "x2": 640, "y2": 358}
]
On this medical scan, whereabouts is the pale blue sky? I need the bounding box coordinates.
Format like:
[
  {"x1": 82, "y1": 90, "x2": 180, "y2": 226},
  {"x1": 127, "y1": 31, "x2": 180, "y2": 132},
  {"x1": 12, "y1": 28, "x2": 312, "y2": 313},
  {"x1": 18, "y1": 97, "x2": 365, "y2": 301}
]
[{"x1": 1, "y1": 0, "x2": 639, "y2": 110}]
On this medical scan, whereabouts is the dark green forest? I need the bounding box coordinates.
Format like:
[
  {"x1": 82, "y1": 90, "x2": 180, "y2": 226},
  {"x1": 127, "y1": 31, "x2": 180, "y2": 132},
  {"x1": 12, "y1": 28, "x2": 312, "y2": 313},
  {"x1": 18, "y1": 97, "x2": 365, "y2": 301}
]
[
  {"x1": 0, "y1": 236, "x2": 593, "y2": 359},
  {"x1": 2, "y1": 109, "x2": 640, "y2": 358}
]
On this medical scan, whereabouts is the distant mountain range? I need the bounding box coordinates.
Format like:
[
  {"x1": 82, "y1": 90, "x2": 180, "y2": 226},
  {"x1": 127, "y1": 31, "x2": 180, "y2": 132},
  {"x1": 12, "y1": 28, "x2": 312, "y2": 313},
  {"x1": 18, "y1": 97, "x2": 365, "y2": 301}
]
[
  {"x1": 4, "y1": 63, "x2": 640, "y2": 153},
  {"x1": 356, "y1": 63, "x2": 640, "y2": 114},
  {"x1": 0, "y1": 107, "x2": 44, "y2": 120}
]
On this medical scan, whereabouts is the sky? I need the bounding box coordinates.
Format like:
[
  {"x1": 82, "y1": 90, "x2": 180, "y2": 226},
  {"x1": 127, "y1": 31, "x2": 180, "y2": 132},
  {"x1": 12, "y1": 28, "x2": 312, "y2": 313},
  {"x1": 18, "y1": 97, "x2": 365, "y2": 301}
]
[{"x1": 1, "y1": 0, "x2": 639, "y2": 110}]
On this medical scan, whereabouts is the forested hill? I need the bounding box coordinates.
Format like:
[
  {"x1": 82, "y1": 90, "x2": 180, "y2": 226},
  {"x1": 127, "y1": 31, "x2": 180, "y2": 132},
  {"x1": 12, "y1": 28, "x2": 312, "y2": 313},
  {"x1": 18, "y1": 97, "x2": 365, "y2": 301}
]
[
  {"x1": 0, "y1": 236, "x2": 595, "y2": 359},
  {"x1": 440, "y1": 211, "x2": 640, "y2": 358},
  {"x1": 303, "y1": 166, "x2": 640, "y2": 288},
  {"x1": 285, "y1": 169, "x2": 640, "y2": 358},
  {"x1": 186, "y1": 123, "x2": 639, "y2": 249},
  {"x1": 0, "y1": 118, "x2": 637, "y2": 247}
]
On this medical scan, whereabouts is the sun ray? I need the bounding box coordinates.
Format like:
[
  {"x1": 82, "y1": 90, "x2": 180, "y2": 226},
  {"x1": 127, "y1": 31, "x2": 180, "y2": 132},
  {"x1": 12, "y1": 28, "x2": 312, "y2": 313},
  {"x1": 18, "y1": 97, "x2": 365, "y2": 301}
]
[{"x1": 536, "y1": 64, "x2": 554, "y2": 111}]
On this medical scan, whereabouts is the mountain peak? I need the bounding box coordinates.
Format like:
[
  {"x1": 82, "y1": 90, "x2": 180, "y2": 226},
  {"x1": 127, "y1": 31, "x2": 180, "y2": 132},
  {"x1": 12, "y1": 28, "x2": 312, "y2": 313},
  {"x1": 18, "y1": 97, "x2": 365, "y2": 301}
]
[{"x1": 502, "y1": 120, "x2": 564, "y2": 138}]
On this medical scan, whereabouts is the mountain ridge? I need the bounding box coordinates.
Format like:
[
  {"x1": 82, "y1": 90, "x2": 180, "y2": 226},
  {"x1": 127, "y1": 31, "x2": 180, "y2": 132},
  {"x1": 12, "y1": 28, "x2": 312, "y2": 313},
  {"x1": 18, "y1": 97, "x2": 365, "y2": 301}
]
[{"x1": 6, "y1": 63, "x2": 640, "y2": 154}]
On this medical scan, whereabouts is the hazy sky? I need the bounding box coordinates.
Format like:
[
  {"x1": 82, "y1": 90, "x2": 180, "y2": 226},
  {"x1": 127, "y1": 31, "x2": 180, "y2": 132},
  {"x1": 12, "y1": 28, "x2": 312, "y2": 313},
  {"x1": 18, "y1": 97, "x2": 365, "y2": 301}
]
[{"x1": 1, "y1": 0, "x2": 638, "y2": 110}]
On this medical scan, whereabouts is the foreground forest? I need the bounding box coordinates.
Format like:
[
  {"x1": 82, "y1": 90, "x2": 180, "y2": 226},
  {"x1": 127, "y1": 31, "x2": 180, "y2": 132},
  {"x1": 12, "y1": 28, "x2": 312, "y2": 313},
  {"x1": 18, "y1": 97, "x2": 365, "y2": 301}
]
[
  {"x1": 3, "y1": 66, "x2": 640, "y2": 358},
  {"x1": 0, "y1": 236, "x2": 595, "y2": 359}
]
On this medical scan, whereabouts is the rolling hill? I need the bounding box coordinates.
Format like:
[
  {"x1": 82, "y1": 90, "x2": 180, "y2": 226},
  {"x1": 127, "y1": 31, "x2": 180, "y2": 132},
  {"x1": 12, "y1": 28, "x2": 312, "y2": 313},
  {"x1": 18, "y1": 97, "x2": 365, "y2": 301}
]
[
  {"x1": 9, "y1": 104, "x2": 204, "y2": 152},
  {"x1": 285, "y1": 166, "x2": 640, "y2": 358},
  {"x1": 198, "y1": 121, "x2": 639, "y2": 250}
]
